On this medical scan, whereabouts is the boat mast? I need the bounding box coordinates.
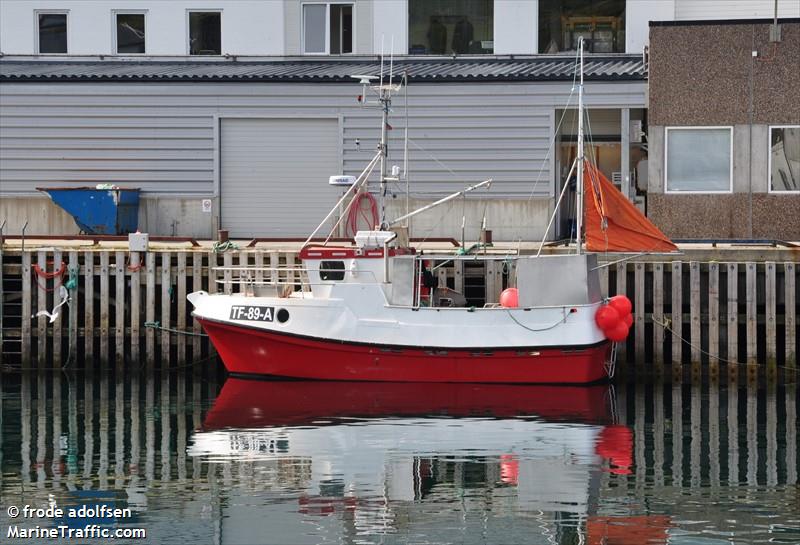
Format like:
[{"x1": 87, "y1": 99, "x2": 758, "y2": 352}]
[
  {"x1": 379, "y1": 86, "x2": 390, "y2": 229},
  {"x1": 576, "y1": 37, "x2": 585, "y2": 255}
]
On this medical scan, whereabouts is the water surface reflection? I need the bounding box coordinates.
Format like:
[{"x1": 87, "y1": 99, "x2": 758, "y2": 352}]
[{"x1": 0, "y1": 371, "x2": 797, "y2": 544}]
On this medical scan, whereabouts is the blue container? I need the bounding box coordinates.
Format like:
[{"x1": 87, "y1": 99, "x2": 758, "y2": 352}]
[{"x1": 38, "y1": 187, "x2": 140, "y2": 235}]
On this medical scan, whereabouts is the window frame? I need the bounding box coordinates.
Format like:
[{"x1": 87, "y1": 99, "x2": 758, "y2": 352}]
[
  {"x1": 34, "y1": 10, "x2": 69, "y2": 55},
  {"x1": 186, "y1": 9, "x2": 223, "y2": 56},
  {"x1": 768, "y1": 125, "x2": 800, "y2": 194},
  {"x1": 664, "y1": 126, "x2": 734, "y2": 194},
  {"x1": 112, "y1": 10, "x2": 147, "y2": 55},
  {"x1": 300, "y1": 2, "x2": 356, "y2": 55}
]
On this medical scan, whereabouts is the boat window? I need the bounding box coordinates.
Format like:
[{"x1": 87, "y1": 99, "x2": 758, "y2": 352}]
[
  {"x1": 408, "y1": 0, "x2": 493, "y2": 55},
  {"x1": 320, "y1": 261, "x2": 345, "y2": 281},
  {"x1": 769, "y1": 126, "x2": 800, "y2": 192},
  {"x1": 665, "y1": 127, "x2": 732, "y2": 193},
  {"x1": 538, "y1": 0, "x2": 625, "y2": 54}
]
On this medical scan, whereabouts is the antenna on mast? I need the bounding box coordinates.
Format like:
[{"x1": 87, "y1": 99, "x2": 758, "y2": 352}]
[{"x1": 576, "y1": 37, "x2": 585, "y2": 255}]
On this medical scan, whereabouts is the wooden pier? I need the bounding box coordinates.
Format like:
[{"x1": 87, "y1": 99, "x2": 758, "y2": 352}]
[{"x1": 0, "y1": 242, "x2": 797, "y2": 381}]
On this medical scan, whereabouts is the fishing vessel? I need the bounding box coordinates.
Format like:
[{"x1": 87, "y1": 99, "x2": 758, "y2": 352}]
[{"x1": 188, "y1": 39, "x2": 675, "y2": 383}]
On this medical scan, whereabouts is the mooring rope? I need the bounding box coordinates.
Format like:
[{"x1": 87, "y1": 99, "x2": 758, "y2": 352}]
[
  {"x1": 652, "y1": 316, "x2": 796, "y2": 372},
  {"x1": 144, "y1": 321, "x2": 208, "y2": 337}
]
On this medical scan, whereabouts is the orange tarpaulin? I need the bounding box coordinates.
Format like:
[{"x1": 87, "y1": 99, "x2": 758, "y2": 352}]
[{"x1": 583, "y1": 163, "x2": 677, "y2": 253}]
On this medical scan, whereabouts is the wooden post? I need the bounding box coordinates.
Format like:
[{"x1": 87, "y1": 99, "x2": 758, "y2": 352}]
[
  {"x1": 21, "y1": 252, "x2": 32, "y2": 365},
  {"x1": 616, "y1": 261, "x2": 627, "y2": 366},
  {"x1": 223, "y1": 252, "x2": 233, "y2": 295},
  {"x1": 208, "y1": 251, "x2": 218, "y2": 294},
  {"x1": 177, "y1": 252, "x2": 187, "y2": 364},
  {"x1": 745, "y1": 262, "x2": 757, "y2": 372},
  {"x1": 765, "y1": 262, "x2": 777, "y2": 378},
  {"x1": 145, "y1": 252, "x2": 156, "y2": 369},
  {"x1": 671, "y1": 261, "x2": 682, "y2": 380},
  {"x1": 238, "y1": 250, "x2": 248, "y2": 294},
  {"x1": 689, "y1": 261, "x2": 701, "y2": 380},
  {"x1": 84, "y1": 252, "x2": 94, "y2": 364},
  {"x1": 786, "y1": 262, "x2": 796, "y2": 369},
  {"x1": 254, "y1": 251, "x2": 264, "y2": 288},
  {"x1": 130, "y1": 251, "x2": 141, "y2": 363},
  {"x1": 192, "y1": 253, "x2": 203, "y2": 360},
  {"x1": 161, "y1": 252, "x2": 171, "y2": 365},
  {"x1": 115, "y1": 251, "x2": 125, "y2": 371},
  {"x1": 454, "y1": 259, "x2": 464, "y2": 294},
  {"x1": 634, "y1": 262, "x2": 645, "y2": 365},
  {"x1": 37, "y1": 250, "x2": 47, "y2": 368},
  {"x1": 269, "y1": 252, "x2": 279, "y2": 286},
  {"x1": 708, "y1": 262, "x2": 720, "y2": 381},
  {"x1": 99, "y1": 251, "x2": 110, "y2": 364},
  {"x1": 727, "y1": 263, "x2": 739, "y2": 382},
  {"x1": 52, "y1": 249, "x2": 62, "y2": 367},
  {"x1": 484, "y1": 261, "x2": 496, "y2": 305},
  {"x1": 437, "y1": 261, "x2": 447, "y2": 288},
  {"x1": 68, "y1": 251, "x2": 79, "y2": 365},
  {"x1": 653, "y1": 263, "x2": 664, "y2": 374}
]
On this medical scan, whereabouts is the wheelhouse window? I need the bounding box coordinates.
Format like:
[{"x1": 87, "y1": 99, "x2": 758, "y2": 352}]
[
  {"x1": 115, "y1": 12, "x2": 146, "y2": 54},
  {"x1": 408, "y1": 0, "x2": 493, "y2": 55},
  {"x1": 769, "y1": 126, "x2": 800, "y2": 192},
  {"x1": 37, "y1": 12, "x2": 68, "y2": 54},
  {"x1": 538, "y1": 0, "x2": 625, "y2": 54},
  {"x1": 320, "y1": 261, "x2": 345, "y2": 281},
  {"x1": 189, "y1": 11, "x2": 221, "y2": 55},
  {"x1": 303, "y1": 3, "x2": 353, "y2": 54},
  {"x1": 666, "y1": 127, "x2": 732, "y2": 193}
]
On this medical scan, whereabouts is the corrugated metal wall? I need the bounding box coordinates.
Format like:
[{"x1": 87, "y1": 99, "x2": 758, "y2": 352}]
[
  {"x1": 674, "y1": 0, "x2": 800, "y2": 20},
  {"x1": 0, "y1": 80, "x2": 645, "y2": 200}
]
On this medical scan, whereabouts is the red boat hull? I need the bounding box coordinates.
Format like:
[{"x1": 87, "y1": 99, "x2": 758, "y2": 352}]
[{"x1": 198, "y1": 317, "x2": 611, "y2": 384}]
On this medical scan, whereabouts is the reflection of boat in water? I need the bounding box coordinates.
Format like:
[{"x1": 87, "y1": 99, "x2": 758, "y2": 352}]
[
  {"x1": 190, "y1": 379, "x2": 633, "y2": 528},
  {"x1": 202, "y1": 378, "x2": 616, "y2": 430}
]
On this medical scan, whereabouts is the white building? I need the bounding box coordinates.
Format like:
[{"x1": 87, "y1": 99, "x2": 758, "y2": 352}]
[{"x1": 1, "y1": 1, "x2": 797, "y2": 239}]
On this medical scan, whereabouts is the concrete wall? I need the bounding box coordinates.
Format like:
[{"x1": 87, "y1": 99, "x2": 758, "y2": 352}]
[
  {"x1": 647, "y1": 21, "x2": 800, "y2": 240},
  {"x1": 0, "y1": 79, "x2": 647, "y2": 239}
]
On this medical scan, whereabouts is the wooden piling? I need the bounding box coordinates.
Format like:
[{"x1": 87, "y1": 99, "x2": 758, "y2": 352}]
[
  {"x1": 615, "y1": 261, "x2": 627, "y2": 366},
  {"x1": 634, "y1": 262, "x2": 645, "y2": 364},
  {"x1": 192, "y1": 253, "x2": 203, "y2": 360},
  {"x1": 52, "y1": 249, "x2": 62, "y2": 366},
  {"x1": 177, "y1": 252, "x2": 187, "y2": 364},
  {"x1": 786, "y1": 262, "x2": 796, "y2": 369},
  {"x1": 99, "y1": 251, "x2": 110, "y2": 364},
  {"x1": 68, "y1": 251, "x2": 79, "y2": 365},
  {"x1": 690, "y1": 261, "x2": 701, "y2": 379},
  {"x1": 21, "y1": 252, "x2": 32, "y2": 364},
  {"x1": 37, "y1": 250, "x2": 47, "y2": 368},
  {"x1": 84, "y1": 252, "x2": 94, "y2": 365},
  {"x1": 115, "y1": 251, "x2": 125, "y2": 370},
  {"x1": 708, "y1": 262, "x2": 720, "y2": 381},
  {"x1": 727, "y1": 263, "x2": 738, "y2": 382},
  {"x1": 453, "y1": 259, "x2": 464, "y2": 294},
  {"x1": 161, "y1": 252, "x2": 171, "y2": 365},
  {"x1": 653, "y1": 263, "x2": 664, "y2": 374},
  {"x1": 130, "y1": 251, "x2": 141, "y2": 362},
  {"x1": 223, "y1": 252, "x2": 233, "y2": 295},
  {"x1": 765, "y1": 262, "x2": 777, "y2": 378},
  {"x1": 145, "y1": 252, "x2": 156, "y2": 369},
  {"x1": 745, "y1": 263, "x2": 757, "y2": 373},
  {"x1": 671, "y1": 261, "x2": 682, "y2": 380}
]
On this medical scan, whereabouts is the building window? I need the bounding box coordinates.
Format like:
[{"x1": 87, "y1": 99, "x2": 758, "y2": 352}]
[
  {"x1": 538, "y1": 0, "x2": 625, "y2": 54},
  {"x1": 408, "y1": 0, "x2": 493, "y2": 55},
  {"x1": 665, "y1": 127, "x2": 732, "y2": 193},
  {"x1": 37, "y1": 12, "x2": 68, "y2": 54},
  {"x1": 769, "y1": 126, "x2": 800, "y2": 192},
  {"x1": 302, "y1": 3, "x2": 353, "y2": 54},
  {"x1": 189, "y1": 12, "x2": 221, "y2": 55},
  {"x1": 115, "y1": 13, "x2": 146, "y2": 54}
]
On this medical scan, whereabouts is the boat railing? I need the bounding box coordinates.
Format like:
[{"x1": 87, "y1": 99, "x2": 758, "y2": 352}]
[{"x1": 211, "y1": 265, "x2": 380, "y2": 295}]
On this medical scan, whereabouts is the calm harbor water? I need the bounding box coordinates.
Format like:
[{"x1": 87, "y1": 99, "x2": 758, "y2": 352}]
[{"x1": 0, "y1": 365, "x2": 798, "y2": 544}]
